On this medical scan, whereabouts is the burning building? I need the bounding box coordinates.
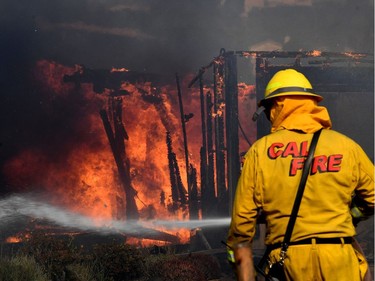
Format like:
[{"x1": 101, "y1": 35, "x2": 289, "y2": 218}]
[{"x1": 0, "y1": 49, "x2": 373, "y2": 257}]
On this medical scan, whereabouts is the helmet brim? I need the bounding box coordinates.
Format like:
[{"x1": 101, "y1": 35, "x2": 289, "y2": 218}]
[{"x1": 258, "y1": 92, "x2": 323, "y2": 107}]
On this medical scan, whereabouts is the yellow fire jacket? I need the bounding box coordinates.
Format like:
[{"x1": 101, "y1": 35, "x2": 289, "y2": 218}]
[{"x1": 227, "y1": 97, "x2": 375, "y2": 249}]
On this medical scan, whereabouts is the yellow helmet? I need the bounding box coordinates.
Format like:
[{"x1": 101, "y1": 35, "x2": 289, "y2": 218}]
[{"x1": 259, "y1": 69, "x2": 323, "y2": 106}]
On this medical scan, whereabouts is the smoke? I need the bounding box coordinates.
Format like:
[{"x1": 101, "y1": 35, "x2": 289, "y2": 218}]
[
  {"x1": 37, "y1": 19, "x2": 154, "y2": 40},
  {"x1": 0, "y1": 0, "x2": 373, "y2": 76}
]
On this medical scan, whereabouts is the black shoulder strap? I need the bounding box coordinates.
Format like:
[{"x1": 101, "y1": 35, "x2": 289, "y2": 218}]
[{"x1": 281, "y1": 128, "x2": 322, "y2": 253}]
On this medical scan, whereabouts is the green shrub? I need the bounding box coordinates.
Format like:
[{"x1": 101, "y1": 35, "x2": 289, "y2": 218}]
[{"x1": 0, "y1": 255, "x2": 49, "y2": 281}]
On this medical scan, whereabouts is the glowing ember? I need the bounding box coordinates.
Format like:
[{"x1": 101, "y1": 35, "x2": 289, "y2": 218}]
[
  {"x1": 5, "y1": 232, "x2": 31, "y2": 244},
  {"x1": 307, "y1": 50, "x2": 322, "y2": 57},
  {"x1": 111, "y1": 67, "x2": 129, "y2": 72},
  {"x1": 5, "y1": 236, "x2": 22, "y2": 244},
  {"x1": 241, "y1": 51, "x2": 257, "y2": 58},
  {"x1": 343, "y1": 52, "x2": 366, "y2": 59}
]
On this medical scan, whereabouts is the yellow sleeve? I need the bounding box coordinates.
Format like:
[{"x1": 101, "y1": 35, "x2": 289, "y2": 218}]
[
  {"x1": 353, "y1": 143, "x2": 375, "y2": 216},
  {"x1": 227, "y1": 146, "x2": 259, "y2": 249}
]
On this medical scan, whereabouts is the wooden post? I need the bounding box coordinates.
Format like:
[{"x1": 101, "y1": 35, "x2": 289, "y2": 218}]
[{"x1": 100, "y1": 103, "x2": 139, "y2": 221}]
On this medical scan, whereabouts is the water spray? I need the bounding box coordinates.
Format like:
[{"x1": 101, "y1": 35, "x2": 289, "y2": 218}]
[{"x1": 0, "y1": 194, "x2": 231, "y2": 238}]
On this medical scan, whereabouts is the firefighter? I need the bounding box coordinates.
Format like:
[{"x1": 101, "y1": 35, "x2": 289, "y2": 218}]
[{"x1": 226, "y1": 69, "x2": 374, "y2": 281}]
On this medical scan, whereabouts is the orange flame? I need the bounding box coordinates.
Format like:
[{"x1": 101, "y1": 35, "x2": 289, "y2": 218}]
[
  {"x1": 111, "y1": 67, "x2": 129, "y2": 73},
  {"x1": 5, "y1": 236, "x2": 22, "y2": 244},
  {"x1": 2, "y1": 60, "x2": 256, "y2": 245},
  {"x1": 307, "y1": 50, "x2": 322, "y2": 57}
]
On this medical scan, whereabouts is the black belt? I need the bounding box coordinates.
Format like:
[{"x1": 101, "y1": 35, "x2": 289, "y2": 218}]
[{"x1": 268, "y1": 237, "x2": 353, "y2": 251}]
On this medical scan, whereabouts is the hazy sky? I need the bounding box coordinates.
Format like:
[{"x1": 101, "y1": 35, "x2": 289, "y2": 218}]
[{"x1": 1, "y1": 0, "x2": 373, "y2": 75}]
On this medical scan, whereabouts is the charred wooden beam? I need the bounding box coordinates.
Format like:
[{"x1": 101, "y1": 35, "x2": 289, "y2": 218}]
[
  {"x1": 200, "y1": 146, "x2": 208, "y2": 217},
  {"x1": 189, "y1": 164, "x2": 199, "y2": 220},
  {"x1": 199, "y1": 75, "x2": 209, "y2": 218},
  {"x1": 187, "y1": 61, "x2": 215, "y2": 89},
  {"x1": 235, "y1": 50, "x2": 373, "y2": 62},
  {"x1": 63, "y1": 66, "x2": 172, "y2": 93},
  {"x1": 213, "y1": 55, "x2": 227, "y2": 213},
  {"x1": 224, "y1": 53, "x2": 240, "y2": 216},
  {"x1": 205, "y1": 92, "x2": 216, "y2": 217},
  {"x1": 166, "y1": 131, "x2": 187, "y2": 212},
  {"x1": 255, "y1": 57, "x2": 272, "y2": 142},
  {"x1": 176, "y1": 73, "x2": 194, "y2": 219},
  {"x1": 167, "y1": 132, "x2": 180, "y2": 211},
  {"x1": 100, "y1": 107, "x2": 139, "y2": 221}
]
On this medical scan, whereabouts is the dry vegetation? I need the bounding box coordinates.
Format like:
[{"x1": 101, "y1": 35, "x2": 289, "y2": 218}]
[{"x1": 0, "y1": 232, "x2": 225, "y2": 281}]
